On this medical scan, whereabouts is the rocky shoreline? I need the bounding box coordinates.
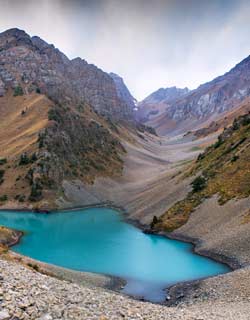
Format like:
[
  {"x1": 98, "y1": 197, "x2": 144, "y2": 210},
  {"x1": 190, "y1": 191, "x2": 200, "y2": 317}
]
[
  {"x1": 0, "y1": 205, "x2": 250, "y2": 318},
  {"x1": 0, "y1": 207, "x2": 239, "y2": 303}
]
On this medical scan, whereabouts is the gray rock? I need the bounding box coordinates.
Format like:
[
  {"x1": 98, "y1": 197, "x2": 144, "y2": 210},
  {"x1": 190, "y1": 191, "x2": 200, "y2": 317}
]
[{"x1": 0, "y1": 310, "x2": 10, "y2": 320}]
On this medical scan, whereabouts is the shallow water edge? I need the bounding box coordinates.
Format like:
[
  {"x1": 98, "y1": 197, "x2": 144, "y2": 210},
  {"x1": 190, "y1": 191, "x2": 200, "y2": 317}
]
[{"x1": 0, "y1": 205, "x2": 234, "y2": 305}]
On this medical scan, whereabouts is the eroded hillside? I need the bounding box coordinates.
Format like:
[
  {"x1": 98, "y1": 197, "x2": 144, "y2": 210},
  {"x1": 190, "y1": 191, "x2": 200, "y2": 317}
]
[{"x1": 154, "y1": 110, "x2": 250, "y2": 231}]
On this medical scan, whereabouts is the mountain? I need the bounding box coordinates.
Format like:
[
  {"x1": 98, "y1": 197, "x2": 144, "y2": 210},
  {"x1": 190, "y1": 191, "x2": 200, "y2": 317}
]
[
  {"x1": 109, "y1": 72, "x2": 137, "y2": 110},
  {"x1": 194, "y1": 97, "x2": 250, "y2": 138},
  {"x1": 154, "y1": 109, "x2": 250, "y2": 232},
  {"x1": 0, "y1": 28, "x2": 137, "y2": 208},
  {"x1": 136, "y1": 86, "x2": 189, "y2": 123},
  {"x1": 0, "y1": 28, "x2": 133, "y2": 121},
  {"x1": 142, "y1": 56, "x2": 250, "y2": 136}
]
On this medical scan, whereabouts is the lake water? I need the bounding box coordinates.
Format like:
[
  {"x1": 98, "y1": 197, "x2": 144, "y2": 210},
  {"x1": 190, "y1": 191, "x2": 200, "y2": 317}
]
[{"x1": 0, "y1": 208, "x2": 230, "y2": 302}]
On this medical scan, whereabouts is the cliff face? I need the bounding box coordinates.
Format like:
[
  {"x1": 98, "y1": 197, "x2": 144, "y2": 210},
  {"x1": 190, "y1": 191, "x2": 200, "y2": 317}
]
[
  {"x1": 0, "y1": 28, "x2": 133, "y2": 121},
  {"x1": 140, "y1": 56, "x2": 250, "y2": 135},
  {"x1": 109, "y1": 72, "x2": 137, "y2": 110},
  {"x1": 0, "y1": 28, "x2": 132, "y2": 208}
]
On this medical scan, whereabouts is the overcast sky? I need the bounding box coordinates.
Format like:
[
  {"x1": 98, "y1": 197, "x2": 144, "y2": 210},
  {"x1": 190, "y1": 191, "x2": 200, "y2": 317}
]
[{"x1": 0, "y1": 0, "x2": 250, "y2": 100}]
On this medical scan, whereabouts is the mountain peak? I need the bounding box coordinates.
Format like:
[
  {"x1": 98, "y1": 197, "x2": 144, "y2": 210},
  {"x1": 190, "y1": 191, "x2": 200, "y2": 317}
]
[
  {"x1": 109, "y1": 72, "x2": 137, "y2": 109},
  {"x1": 141, "y1": 86, "x2": 190, "y2": 105}
]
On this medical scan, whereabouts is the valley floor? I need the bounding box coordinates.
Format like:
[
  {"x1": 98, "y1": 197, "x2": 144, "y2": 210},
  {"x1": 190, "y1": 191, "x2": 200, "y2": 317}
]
[{"x1": 1, "y1": 132, "x2": 250, "y2": 319}]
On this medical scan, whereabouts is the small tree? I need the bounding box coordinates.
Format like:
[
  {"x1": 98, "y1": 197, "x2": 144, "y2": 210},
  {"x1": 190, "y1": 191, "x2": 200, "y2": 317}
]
[
  {"x1": 150, "y1": 215, "x2": 158, "y2": 229},
  {"x1": 19, "y1": 153, "x2": 30, "y2": 165},
  {"x1": 191, "y1": 176, "x2": 207, "y2": 193},
  {"x1": 13, "y1": 86, "x2": 24, "y2": 97}
]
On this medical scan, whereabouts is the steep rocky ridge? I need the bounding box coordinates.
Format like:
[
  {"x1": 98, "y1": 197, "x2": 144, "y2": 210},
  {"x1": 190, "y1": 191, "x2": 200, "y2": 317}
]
[
  {"x1": 143, "y1": 56, "x2": 250, "y2": 136},
  {"x1": 0, "y1": 28, "x2": 140, "y2": 208},
  {"x1": 109, "y1": 72, "x2": 137, "y2": 110},
  {"x1": 194, "y1": 97, "x2": 250, "y2": 138},
  {"x1": 0, "y1": 28, "x2": 133, "y2": 121},
  {"x1": 136, "y1": 86, "x2": 189, "y2": 123}
]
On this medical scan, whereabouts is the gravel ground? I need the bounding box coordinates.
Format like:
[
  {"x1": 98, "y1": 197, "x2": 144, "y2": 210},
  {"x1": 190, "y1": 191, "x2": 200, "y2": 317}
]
[{"x1": 1, "y1": 258, "x2": 250, "y2": 320}]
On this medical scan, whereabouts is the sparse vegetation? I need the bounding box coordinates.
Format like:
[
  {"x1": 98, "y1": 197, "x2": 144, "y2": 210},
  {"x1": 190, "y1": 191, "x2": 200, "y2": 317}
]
[
  {"x1": 48, "y1": 108, "x2": 62, "y2": 122},
  {"x1": 0, "y1": 195, "x2": 8, "y2": 202},
  {"x1": 15, "y1": 194, "x2": 26, "y2": 202},
  {"x1": 191, "y1": 176, "x2": 207, "y2": 193},
  {"x1": 0, "y1": 169, "x2": 5, "y2": 185},
  {"x1": 150, "y1": 215, "x2": 159, "y2": 229},
  {"x1": 19, "y1": 153, "x2": 37, "y2": 166},
  {"x1": 0, "y1": 158, "x2": 7, "y2": 165},
  {"x1": 27, "y1": 262, "x2": 39, "y2": 271},
  {"x1": 156, "y1": 113, "x2": 250, "y2": 232},
  {"x1": 19, "y1": 153, "x2": 30, "y2": 165},
  {"x1": 29, "y1": 180, "x2": 43, "y2": 202},
  {"x1": 13, "y1": 85, "x2": 24, "y2": 96}
]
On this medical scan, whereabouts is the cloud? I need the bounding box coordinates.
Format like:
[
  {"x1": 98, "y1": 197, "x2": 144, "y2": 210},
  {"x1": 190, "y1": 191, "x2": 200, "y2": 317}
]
[{"x1": 0, "y1": 0, "x2": 250, "y2": 100}]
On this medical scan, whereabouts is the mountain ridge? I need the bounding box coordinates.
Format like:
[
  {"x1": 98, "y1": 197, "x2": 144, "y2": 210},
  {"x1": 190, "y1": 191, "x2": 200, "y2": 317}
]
[{"x1": 139, "y1": 54, "x2": 250, "y2": 136}]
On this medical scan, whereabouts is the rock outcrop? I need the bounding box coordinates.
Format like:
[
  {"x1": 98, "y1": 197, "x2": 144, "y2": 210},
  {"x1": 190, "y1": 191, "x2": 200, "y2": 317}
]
[
  {"x1": 0, "y1": 28, "x2": 133, "y2": 121},
  {"x1": 109, "y1": 72, "x2": 137, "y2": 110},
  {"x1": 0, "y1": 28, "x2": 135, "y2": 208},
  {"x1": 136, "y1": 86, "x2": 189, "y2": 123}
]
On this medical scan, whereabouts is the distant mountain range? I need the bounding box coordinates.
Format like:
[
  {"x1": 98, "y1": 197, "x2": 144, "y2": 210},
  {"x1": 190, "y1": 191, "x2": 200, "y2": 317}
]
[
  {"x1": 136, "y1": 86, "x2": 189, "y2": 123},
  {"x1": 138, "y1": 55, "x2": 250, "y2": 136}
]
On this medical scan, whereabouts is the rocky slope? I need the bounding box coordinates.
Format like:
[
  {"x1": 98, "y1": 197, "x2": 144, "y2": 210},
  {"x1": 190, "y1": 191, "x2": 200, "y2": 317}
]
[
  {"x1": 136, "y1": 86, "x2": 189, "y2": 123},
  {"x1": 194, "y1": 97, "x2": 250, "y2": 138},
  {"x1": 2, "y1": 257, "x2": 250, "y2": 320},
  {"x1": 0, "y1": 28, "x2": 140, "y2": 209},
  {"x1": 0, "y1": 28, "x2": 133, "y2": 121},
  {"x1": 142, "y1": 55, "x2": 250, "y2": 135},
  {"x1": 154, "y1": 110, "x2": 250, "y2": 232},
  {"x1": 109, "y1": 72, "x2": 137, "y2": 110}
]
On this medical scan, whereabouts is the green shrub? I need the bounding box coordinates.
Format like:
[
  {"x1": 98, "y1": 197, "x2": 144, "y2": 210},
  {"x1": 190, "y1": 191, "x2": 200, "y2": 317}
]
[
  {"x1": 213, "y1": 137, "x2": 224, "y2": 149},
  {"x1": 150, "y1": 215, "x2": 158, "y2": 229},
  {"x1": 0, "y1": 158, "x2": 7, "y2": 165},
  {"x1": 29, "y1": 181, "x2": 43, "y2": 202},
  {"x1": 48, "y1": 108, "x2": 62, "y2": 122},
  {"x1": 13, "y1": 86, "x2": 24, "y2": 96},
  {"x1": 19, "y1": 153, "x2": 30, "y2": 165},
  {"x1": 15, "y1": 194, "x2": 26, "y2": 202},
  {"x1": 0, "y1": 169, "x2": 5, "y2": 185},
  {"x1": 0, "y1": 195, "x2": 8, "y2": 202},
  {"x1": 191, "y1": 176, "x2": 207, "y2": 193},
  {"x1": 231, "y1": 155, "x2": 239, "y2": 162},
  {"x1": 0, "y1": 169, "x2": 5, "y2": 179}
]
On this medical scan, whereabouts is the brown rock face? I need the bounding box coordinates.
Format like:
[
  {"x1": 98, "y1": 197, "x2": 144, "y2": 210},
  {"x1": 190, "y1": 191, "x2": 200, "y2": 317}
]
[{"x1": 0, "y1": 28, "x2": 133, "y2": 121}]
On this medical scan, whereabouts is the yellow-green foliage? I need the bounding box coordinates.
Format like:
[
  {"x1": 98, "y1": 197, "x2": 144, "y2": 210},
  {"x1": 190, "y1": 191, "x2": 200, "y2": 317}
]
[{"x1": 156, "y1": 114, "x2": 250, "y2": 232}]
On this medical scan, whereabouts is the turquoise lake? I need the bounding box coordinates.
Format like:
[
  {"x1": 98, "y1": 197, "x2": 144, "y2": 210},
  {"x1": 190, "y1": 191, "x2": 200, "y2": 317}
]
[{"x1": 0, "y1": 208, "x2": 230, "y2": 302}]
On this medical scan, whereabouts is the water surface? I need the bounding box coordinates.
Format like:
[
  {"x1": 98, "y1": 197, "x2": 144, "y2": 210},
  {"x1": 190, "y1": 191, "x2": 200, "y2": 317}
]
[{"x1": 0, "y1": 208, "x2": 229, "y2": 302}]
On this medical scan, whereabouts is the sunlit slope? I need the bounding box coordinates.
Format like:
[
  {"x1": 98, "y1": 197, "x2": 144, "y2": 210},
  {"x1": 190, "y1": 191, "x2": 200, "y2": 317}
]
[{"x1": 155, "y1": 110, "x2": 250, "y2": 231}]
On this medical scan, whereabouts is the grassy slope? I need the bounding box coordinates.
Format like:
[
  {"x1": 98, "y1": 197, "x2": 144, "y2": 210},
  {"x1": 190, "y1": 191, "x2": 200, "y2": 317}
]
[
  {"x1": 0, "y1": 89, "x2": 126, "y2": 208},
  {"x1": 155, "y1": 112, "x2": 250, "y2": 231},
  {"x1": 0, "y1": 92, "x2": 52, "y2": 205}
]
